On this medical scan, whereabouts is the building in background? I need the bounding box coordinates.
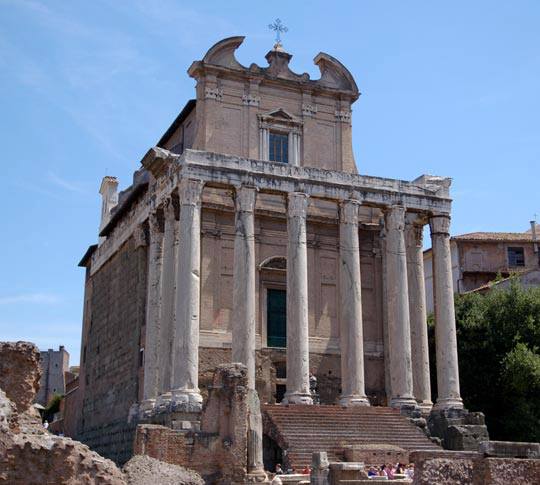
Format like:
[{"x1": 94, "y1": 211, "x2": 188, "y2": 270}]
[
  {"x1": 424, "y1": 223, "x2": 540, "y2": 312},
  {"x1": 36, "y1": 345, "x2": 70, "y2": 406}
]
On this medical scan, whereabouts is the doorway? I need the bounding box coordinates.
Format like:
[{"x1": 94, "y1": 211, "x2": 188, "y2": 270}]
[{"x1": 267, "y1": 288, "x2": 286, "y2": 348}]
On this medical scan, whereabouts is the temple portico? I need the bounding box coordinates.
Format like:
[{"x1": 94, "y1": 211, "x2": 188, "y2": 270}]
[
  {"x1": 129, "y1": 147, "x2": 464, "y2": 414},
  {"x1": 76, "y1": 37, "x2": 468, "y2": 471}
]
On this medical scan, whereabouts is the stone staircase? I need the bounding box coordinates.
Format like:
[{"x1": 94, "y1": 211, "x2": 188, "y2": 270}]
[{"x1": 263, "y1": 404, "x2": 440, "y2": 470}]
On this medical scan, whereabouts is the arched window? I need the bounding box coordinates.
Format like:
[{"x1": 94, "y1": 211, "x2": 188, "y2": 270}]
[{"x1": 259, "y1": 256, "x2": 287, "y2": 271}]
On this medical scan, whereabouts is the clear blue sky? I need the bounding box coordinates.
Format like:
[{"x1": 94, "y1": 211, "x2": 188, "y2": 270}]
[{"x1": 1, "y1": 1, "x2": 539, "y2": 365}]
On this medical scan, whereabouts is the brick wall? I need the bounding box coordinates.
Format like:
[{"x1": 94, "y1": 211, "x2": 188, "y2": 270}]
[{"x1": 76, "y1": 236, "x2": 147, "y2": 464}]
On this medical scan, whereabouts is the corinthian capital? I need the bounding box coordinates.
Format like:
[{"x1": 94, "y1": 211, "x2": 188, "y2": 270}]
[
  {"x1": 287, "y1": 192, "x2": 309, "y2": 218},
  {"x1": 234, "y1": 186, "x2": 257, "y2": 213},
  {"x1": 340, "y1": 199, "x2": 360, "y2": 225},
  {"x1": 385, "y1": 205, "x2": 406, "y2": 231},
  {"x1": 429, "y1": 214, "x2": 451, "y2": 237},
  {"x1": 178, "y1": 179, "x2": 204, "y2": 206}
]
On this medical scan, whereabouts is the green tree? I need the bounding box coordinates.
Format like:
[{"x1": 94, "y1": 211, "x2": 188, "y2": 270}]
[{"x1": 450, "y1": 280, "x2": 540, "y2": 442}]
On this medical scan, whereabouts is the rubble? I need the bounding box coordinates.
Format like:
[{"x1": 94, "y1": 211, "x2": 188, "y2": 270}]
[{"x1": 122, "y1": 454, "x2": 204, "y2": 485}]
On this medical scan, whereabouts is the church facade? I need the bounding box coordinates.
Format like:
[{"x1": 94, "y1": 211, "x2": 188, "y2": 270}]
[{"x1": 76, "y1": 37, "x2": 462, "y2": 463}]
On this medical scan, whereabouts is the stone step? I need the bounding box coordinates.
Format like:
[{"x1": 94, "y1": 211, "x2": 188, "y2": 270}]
[{"x1": 263, "y1": 404, "x2": 440, "y2": 470}]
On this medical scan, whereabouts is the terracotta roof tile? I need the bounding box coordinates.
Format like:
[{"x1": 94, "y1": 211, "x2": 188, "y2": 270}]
[{"x1": 452, "y1": 232, "x2": 535, "y2": 242}]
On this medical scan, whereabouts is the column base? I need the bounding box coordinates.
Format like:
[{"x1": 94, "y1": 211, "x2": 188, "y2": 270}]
[
  {"x1": 418, "y1": 400, "x2": 434, "y2": 414},
  {"x1": 433, "y1": 396, "x2": 463, "y2": 410},
  {"x1": 246, "y1": 468, "x2": 268, "y2": 482},
  {"x1": 154, "y1": 392, "x2": 173, "y2": 413},
  {"x1": 171, "y1": 388, "x2": 203, "y2": 412},
  {"x1": 339, "y1": 394, "x2": 370, "y2": 407},
  {"x1": 138, "y1": 398, "x2": 156, "y2": 419},
  {"x1": 390, "y1": 396, "x2": 418, "y2": 409},
  {"x1": 282, "y1": 392, "x2": 313, "y2": 405}
]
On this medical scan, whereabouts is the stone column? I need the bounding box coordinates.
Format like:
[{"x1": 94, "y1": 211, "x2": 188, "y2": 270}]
[
  {"x1": 259, "y1": 127, "x2": 269, "y2": 161},
  {"x1": 140, "y1": 211, "x2": 163, "y2": 415},
  {"x1": 339, "y1": 200, "x2": 370, "y2": 406},
  {"x1": 232, "y1": 186, "x2": 257, "y2": 390},
  {"x1": 170, "y1": 178, "x2": 204, "y2": 410},
  {"x1": 430, "y1": 214, "x2": 463, "y2": 409},
  {"x1": 384, "y1": 205, "x2": 417, "y2": 408},
  {"x1": 405, "y1": 215, "x2": 432, "y2": 411},
  {"x1": 155, "y1": 198, "x2": 176, "y2": 410},
  {"x1": 288, "y1": 131, "x2": 301, "y2": 166},
  {"x1": 283, "y1": 192, "x2": 313, "y2": 405}
]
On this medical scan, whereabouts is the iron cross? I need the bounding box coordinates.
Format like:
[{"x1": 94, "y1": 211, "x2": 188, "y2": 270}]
[{"x1": 268, "y1": 18, "x2": 288, "y2": 44}]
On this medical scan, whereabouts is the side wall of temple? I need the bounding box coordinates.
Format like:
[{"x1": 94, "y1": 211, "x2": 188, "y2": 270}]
[{"x1": 76, "y1": 237, "x2": 147, "y2": 464}]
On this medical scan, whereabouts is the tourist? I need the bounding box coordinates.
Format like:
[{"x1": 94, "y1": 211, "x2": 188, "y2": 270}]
[
  {"x1": 378, "y1": 464, "x2": 386, "y2": 476},
  {"x1": 405, "y1": 463, "x2": 415, "y2": 479},
  {"x1": 367, "y1": 466, "x2": 378, "y2": 477},
  {"x1": 43, "y1": 420, "x2": 49, "y2": 430},
  {"x1": 386, "y1": 464, "x2": 395, "y2": 480},
  {"x1": 301, "y1": 466, "x2": 310, "y2": 475},
  {"x1": 275, "y1": 464, "x2": 283, "y2": 475}
]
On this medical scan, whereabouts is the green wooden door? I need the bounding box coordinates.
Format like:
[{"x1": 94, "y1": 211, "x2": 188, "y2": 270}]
[{"x1": 267, "y1": 289, "x2": 286, "y2": 348}]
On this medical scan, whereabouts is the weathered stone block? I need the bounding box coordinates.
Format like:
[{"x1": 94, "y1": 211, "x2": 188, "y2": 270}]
[
  {"x1": 479, "y1": 440, "x2": 540, "y2": 459},
  {"x1": 474, "y1": 457, "x2": 540, "y2": 485},
  {"x1": 445, "y1": 425, "x2": 489, "y2": 451},
  {"x1": 0, "y1": 341, "x2": 41, "y2": 413},
  {"x1": 344, "y1": 444, "x2": 408, "y2": 465}
]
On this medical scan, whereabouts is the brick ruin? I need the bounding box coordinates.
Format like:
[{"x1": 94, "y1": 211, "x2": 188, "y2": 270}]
[{"x1": 0, "y1": 341, "x2": 203, "y2": 485}]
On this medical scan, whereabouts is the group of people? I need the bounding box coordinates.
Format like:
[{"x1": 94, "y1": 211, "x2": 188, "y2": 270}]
[
  {"x1": 274, "y1": 462, "x2": 414, "y2": 480},
  {"x1": 367, "y1": 463, "x2": 414, "y2": 480},
  {"x1": 275, "y1": 463, "x2": 311, "y2": 475},
  {"x1": 274, "y1": 463, "x2": 311, "y2": 475}
]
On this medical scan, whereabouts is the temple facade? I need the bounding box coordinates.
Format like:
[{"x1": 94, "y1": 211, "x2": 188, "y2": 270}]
[{"x1": 76, "y1": 37, "x2": 463, "y2": 463}]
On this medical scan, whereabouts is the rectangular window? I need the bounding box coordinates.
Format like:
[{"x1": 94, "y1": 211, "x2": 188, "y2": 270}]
[
  {"x1": 269, "y1": 132, "x2": 288, "y2": 164},
  {"x1": 508, "y1": 247, "x2": 525, "y2": 267}
]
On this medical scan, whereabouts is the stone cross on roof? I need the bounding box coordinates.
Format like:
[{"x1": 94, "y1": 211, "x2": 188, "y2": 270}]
[{"x1": 268, "y1": 18, "x2": 288, "y2": 47}]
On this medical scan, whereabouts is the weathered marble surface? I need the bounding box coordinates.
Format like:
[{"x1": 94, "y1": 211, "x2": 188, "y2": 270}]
[
  {"x1": 405, "y1": 214, "x2": 432, "y2": 411},
  {"x1": 283, "y1": 192, "x2": 313, "y2": 405},
  {"x1": 338, "y1": 200, "x2": 369, "y2": 406},
  {"x1": 171, "y1": 179, "x2": 204, "y2": 410},
  {"x1": 232, "y1": 186, "x2": 257, "y2": 390},
  {"x1": 430, "y1": 215, "x2": 463, "y2": 410},
  {"x1": 141, "y1": 212, "x2": 163, "y2": 412},
  {"x1": 385, "y1": 206, "x2": 416, "y2": 408}
]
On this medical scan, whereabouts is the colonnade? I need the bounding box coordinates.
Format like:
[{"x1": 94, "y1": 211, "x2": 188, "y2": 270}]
[{"x1": 140, "y1": 178, "x2": 463, "y2": 414}]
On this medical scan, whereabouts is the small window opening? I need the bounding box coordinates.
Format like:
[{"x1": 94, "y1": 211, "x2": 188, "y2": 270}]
[
  {"x1": 508, "y1": 247, "x2": 525, "y2": 267},
  {"x1": 269, "y1": 132, "x2": 288, "y2": 164}
]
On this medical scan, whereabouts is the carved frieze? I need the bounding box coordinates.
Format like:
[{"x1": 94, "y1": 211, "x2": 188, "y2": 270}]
[
  {"x1": 302, "y1": 103, "x2": 317, "y2": 117},
  {"x1": 205, "y1": 87, "x2": 223, "y2": 102},
  {"x1": 334, "y1": 110, "x2": 351, "y2": 123},
  {"x1": 242, "y1": 94, "x2": 260, "y2": 107}
]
